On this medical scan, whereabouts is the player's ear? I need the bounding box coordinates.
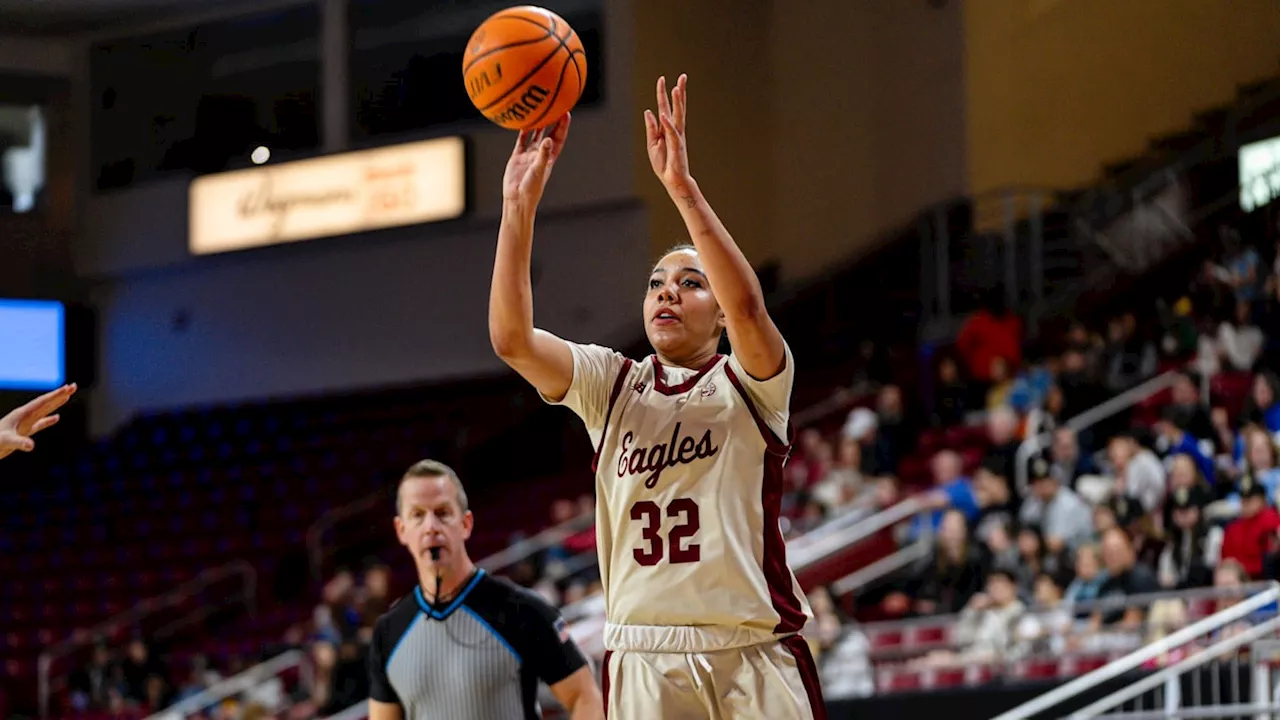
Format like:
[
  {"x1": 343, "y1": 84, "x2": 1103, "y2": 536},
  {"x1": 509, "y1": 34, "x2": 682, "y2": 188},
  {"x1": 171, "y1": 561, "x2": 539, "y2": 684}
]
[
  {"x1": 462, "y1": 510, "x2": 474, "y2": 540},
  {"x1": 393, "y1": 516, "x2": 408, "y2": 546}
]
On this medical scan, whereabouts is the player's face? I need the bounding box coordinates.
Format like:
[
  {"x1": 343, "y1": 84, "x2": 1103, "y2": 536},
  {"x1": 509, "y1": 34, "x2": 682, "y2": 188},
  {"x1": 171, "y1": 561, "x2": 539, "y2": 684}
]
[
  {"x1": 643, "y1": 249, "x2": 725, "y2": 363},
  {"x1": 394, "y1": 475, "x2": 474, "y2": 570}
]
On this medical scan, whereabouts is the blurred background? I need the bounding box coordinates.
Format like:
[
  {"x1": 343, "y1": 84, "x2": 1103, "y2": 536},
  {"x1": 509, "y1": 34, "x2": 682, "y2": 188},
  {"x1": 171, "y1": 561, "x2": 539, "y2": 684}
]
[{"x1": 4, "y1": 0, "x2": 1280, "y2": 718}]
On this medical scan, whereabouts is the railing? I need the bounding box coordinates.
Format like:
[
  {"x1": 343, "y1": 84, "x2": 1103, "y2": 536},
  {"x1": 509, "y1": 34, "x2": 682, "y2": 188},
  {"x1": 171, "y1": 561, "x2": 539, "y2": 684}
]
[
  {"x1": 556, "y1": 496, "x2": 930, "y2": 647},
  {"x1": 1014, "y1": 370, "x2": 1180, "y2": 497},
  {"x1": 918, "y1": 186, "x2": 1069, "y2": 339},
  {"x1": 147, "y1": 649, "x2": 312, "y2": 720},
  {"x1": 992, "y1": 582, "x2": 1280, "y2": 720},
  {"x1": 306, "y1": 485, "x2": 395, "y2": 582},
  {"x1": 477, "y1": 511, "x2": 595, "y2": 575},
  {"x1": 38, "y1": 560, "x2": 257, "y2": 718}
]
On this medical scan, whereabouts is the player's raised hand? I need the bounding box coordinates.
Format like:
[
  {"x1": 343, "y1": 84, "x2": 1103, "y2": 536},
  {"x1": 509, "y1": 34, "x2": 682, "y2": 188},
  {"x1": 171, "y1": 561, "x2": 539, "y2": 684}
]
[
  {"x1": 503, "y1": 113, "x2": 571, "y2": 209},
  {"x1": 0, "y1": 383, "x2": 76, "y2": 461},
  {"x1": 645, "y1": 74, "x2": 693, "y2": 196}
]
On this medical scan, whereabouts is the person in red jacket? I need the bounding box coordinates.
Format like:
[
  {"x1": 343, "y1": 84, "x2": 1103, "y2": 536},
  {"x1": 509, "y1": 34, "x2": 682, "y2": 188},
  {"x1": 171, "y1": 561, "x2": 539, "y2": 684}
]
[
  {"x1": 955, "y1": 290, "x2": 1023, "y2": 386},
  {"x1": 1220, "y1": 474, "x2": 1280, "y2": 578}
]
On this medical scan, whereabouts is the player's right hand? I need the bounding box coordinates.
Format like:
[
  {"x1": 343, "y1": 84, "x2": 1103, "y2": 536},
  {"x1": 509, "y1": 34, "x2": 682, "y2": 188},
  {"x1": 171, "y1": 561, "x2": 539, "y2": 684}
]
[
  {"x1": 502, "y1": 113, "x2": 571, "y2": 210},
  {"x1": 0, "y1": 383, "x2": 76, "y2": 461}
]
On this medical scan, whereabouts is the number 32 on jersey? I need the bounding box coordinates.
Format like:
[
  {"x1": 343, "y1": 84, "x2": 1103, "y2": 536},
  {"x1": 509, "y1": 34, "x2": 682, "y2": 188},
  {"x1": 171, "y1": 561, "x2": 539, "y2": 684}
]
[{"x1": 630, "y1": 498, "x2": 701, "y2": 566}]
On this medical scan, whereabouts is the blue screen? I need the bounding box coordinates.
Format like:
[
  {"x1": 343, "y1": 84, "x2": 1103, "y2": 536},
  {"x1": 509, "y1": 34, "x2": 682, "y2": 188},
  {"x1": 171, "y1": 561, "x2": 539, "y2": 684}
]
[{"x1": 0, "y1": 299, "x2": 65, "y2": 390}]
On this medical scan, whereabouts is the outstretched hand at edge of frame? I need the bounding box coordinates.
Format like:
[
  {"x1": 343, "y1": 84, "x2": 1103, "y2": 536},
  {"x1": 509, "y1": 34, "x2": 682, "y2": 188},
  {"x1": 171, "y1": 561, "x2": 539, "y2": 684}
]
[{"x1": 0, "y1": 383, "x2": 77, "y2": 461}]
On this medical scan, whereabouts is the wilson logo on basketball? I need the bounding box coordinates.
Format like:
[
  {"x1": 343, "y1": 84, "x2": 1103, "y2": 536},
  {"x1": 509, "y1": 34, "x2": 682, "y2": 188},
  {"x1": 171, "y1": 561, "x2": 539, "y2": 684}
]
[
  {"x1": 466, "y1": 62, "x2": 503, "y2": 101},
  {"x1": 617, "y1": 423, "x2": 720, "y2": 489},
  {"x1": 487, "y1": 85, "x2": 551, "y2": 128}
]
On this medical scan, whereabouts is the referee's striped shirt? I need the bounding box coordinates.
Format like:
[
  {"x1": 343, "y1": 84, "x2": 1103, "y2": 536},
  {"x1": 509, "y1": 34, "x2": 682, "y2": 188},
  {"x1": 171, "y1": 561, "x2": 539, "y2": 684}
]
[{"x1": 368, "y1": 569, "x2": 587, "y2": 720}]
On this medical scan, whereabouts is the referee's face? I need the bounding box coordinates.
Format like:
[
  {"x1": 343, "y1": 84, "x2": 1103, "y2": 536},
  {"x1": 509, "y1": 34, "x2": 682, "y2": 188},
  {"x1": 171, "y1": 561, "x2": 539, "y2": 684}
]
[{"x1": 395, "y1": 475, "x2": 474, "y2": 569}]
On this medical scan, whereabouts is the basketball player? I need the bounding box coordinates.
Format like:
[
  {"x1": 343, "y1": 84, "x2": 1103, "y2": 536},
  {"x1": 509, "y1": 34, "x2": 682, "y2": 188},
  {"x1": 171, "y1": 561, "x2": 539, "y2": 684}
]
[
  {"x1": 489, "y1": 75, "x2": 826, "y2": 719},
  {"x1": 0, "y1": 383, "x2": 76, "y2": 461},
  {"x1": 368, "y1": 460, "x2": 604, "y2": 720}
]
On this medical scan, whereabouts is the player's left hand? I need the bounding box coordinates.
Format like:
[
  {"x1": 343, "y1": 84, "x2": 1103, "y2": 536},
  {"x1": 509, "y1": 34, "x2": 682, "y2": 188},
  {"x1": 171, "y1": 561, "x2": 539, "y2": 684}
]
[
  {"x1": 0, "y1": 383, "x2": 76, "y2": 461},
  {"x1": 645, "y1": 74, "x2": 694, "y2": 196}
]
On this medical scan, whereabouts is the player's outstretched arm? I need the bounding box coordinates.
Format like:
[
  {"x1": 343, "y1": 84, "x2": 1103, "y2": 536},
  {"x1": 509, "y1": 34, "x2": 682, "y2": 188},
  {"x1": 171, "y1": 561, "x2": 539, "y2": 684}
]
[
  {"x1": 0, "y1": 383, "x2": 76, "y2": 461},
  {"x1": 489, "y1": 114, "x2": 578, "y2": 402},
  {"x1": 644, "y1": 74, "x2": 785, "y2": 381}
]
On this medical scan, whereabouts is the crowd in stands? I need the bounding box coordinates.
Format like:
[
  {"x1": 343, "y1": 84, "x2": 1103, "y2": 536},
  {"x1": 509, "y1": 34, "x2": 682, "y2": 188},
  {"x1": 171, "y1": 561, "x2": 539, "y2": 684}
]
[
  {"x1": 51, "y1": 215, "x2": 1280, "y2": 716},
  {"x1": 787, "y1": 219, "x2": 1280, "y2": 696}
]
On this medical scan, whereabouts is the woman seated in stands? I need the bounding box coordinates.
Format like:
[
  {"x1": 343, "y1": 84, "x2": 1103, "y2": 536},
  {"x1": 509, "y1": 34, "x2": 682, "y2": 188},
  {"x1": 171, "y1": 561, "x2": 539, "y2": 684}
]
[
  {"x1": 1157, "y1": 486, "x2": 1222, "y2": 590},
  {"x1": 912, "y1": 567, "x2": 1027, "y2": 668},
  {"x1": 1240, "y1": 372, "x2": 1280, "y2": 434},
  {"x1": 887, "y1": 509, "x2": 988, "y2": 618},
  {"x1": 1063, "y1": 543, "x2": 1108, "y2": 611}
]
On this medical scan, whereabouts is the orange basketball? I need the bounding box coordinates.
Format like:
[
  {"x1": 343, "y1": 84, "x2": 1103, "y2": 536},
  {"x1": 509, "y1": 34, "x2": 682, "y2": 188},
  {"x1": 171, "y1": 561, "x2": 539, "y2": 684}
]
[{"x1": 462, "y1": 6, "x2": 587, "y2": 131}]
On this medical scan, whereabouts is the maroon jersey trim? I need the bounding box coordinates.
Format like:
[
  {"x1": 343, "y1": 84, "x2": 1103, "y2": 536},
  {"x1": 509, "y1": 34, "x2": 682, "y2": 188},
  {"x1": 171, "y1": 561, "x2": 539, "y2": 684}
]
[
  {"x1": 723, "y1": 364, "x2": 806, "y2": 635},
  {"x1": 592, "y1": 359, "x2": 634, "y2": 473},
  {"x1": 649, "y1": 354, "x2": 723, "y2": 395}
]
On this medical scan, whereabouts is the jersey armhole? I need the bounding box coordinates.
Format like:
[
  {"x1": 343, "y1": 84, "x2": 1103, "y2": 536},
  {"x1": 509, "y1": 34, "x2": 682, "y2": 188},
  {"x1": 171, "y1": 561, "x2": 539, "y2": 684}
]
[
  {"x1": 591, "y1": 358, "x2": 634, "y2": 472},
  {"x1": 724, "y1": 364, "x2": 793, "y2": 456}
]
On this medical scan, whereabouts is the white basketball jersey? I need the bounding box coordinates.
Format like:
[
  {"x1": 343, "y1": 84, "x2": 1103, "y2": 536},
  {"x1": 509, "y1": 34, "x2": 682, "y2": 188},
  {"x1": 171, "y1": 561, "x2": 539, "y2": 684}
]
[{"x1": 546, "y1": 341, "x2": 812, "y2": 654}]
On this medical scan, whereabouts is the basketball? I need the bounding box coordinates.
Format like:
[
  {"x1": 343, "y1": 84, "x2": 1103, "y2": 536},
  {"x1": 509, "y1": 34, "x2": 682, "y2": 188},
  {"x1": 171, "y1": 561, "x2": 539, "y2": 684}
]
[{"x1": 462, "y1": 6, "x2": 587, "y2": 131}]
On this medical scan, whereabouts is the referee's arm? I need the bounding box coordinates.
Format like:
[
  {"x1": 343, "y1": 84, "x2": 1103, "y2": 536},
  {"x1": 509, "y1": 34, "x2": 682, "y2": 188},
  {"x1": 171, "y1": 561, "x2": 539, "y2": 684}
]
[
  {"x1": 517, "y1": 597, "x2": 604, "y2": 720},
  {"x1": 367, "y1": 618, "x2": 404, "y2": 720}
]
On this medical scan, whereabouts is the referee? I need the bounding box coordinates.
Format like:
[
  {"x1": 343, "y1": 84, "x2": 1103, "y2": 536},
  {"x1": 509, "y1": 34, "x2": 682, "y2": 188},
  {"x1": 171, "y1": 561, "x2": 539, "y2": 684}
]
[{"x1": 368, "y1": 460, "x2": 605, "y2": 720}]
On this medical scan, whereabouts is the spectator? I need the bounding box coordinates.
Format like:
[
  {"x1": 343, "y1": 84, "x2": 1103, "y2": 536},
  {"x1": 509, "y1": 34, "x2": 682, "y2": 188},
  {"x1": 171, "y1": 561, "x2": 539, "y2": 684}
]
[
  {"x1": 1049, "y1": 427, "x2": 1094, "y2": 488},
  {"x1": 982, "y1": 407, "x2": 1022, "y2": 483},
  {"x1": 1241, "y1": 372, "x2": 1280, "y2": 434},
  {"x1": 1157, "y1": 487, "x2": 1222, "y2": 589},
  {"x1": 913, "y1": 509, "x2": 988, "y2": 616},
  {"x1": 68, "y1": 641, "x2": 115, "y2": 711},
  {"x1": 120, "y1": 639, "x2": 164, "y2": 704},
  {"x1": 1218, "y1": 298, "x2": 1265, "y2": 371},
  {"x1": 1064, "y1": 543, "x2": 1108, "y2": 608},
  {"x1": 986, "y1": 356, "x2": 1015, "y2": 410},
  {"x1": 1018, "y1": 456, "x2": 1094, "y2": 555},
  {"x1": 1092, "y1": 528, "x2": 1160, "y2": 629},
  {"x1": 1057, "y1": 347, "x2": 1107, "y2": 422},
  {"x1": 931, "y1": 354, "x2": 968, "y2": 427},
  {"x1": 1242, "y1": 427, "x2": 1280, "y2": 503},
  {"x1": 1164, "y1": 371, "x2": 1216, "y2": 446},
  {"x1": 916, "y1": 450, "x2": 979, "y2": 535},
  {"x1": 1222, "y1": 226, "x2": 1262, "y2": 302},
  {"x1": 947, "y1": 567, "x2": 1027, "y2": 664},
  {"x1": 810, "y1": 436, "x2": 867, "y2": 514},
  {"x1": 1220, "y1": 474, "x2": 1280, "y2": 579},
  {"x1": 1012, "y1": 525, "x2": 1066, "y2": 596},
  {"x1": 1103, "y1": 311, "x2": 1157, "y2": 392},
  {"x1": 1013, "y1": 572, "x2": 1072, "y2": 660},
  {"x1": 956, "y1": 290, "x2": 1024, "y2": 394},
  {"x1": 873, "y1": 384, "x2": 914, "y2": 473},
  {"x1": 1106, "y1": 434, "x2": 1166, "y2": 514}
]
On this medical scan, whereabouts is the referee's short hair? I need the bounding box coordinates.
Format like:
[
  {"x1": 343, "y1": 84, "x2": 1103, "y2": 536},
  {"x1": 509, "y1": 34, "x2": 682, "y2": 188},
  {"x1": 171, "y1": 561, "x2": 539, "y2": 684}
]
[{"x1": 397, "y1": 459, "x2": 470, "y2": 515}]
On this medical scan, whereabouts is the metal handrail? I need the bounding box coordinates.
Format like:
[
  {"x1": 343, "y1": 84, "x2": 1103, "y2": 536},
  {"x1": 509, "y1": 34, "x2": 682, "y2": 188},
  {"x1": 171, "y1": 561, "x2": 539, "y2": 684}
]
[
  {"x1": 788, "y1": 497, "x2": 924, "y2": 569},
  {"x1": 145, "y1": 649, "x2": 311, "y2": 720},
  {"x1": 991, "y1": 582, "x2": 1280, "y2": 720},
  {"x1": 1014, "y1": 370, "x2": 1181, "y2": 497},
  {"x1": 556, "y1": 497, "x2": 927, "y2": 621},
  {"x1": 38, "y1": 560, "x2": 257, "y2": 718},
  {"x1": 1067, "y1": 617, "x2": 1280, "y2": 719},
  {"x1": 853, "y1": 581, "x2": 1278, "y2": 641},
  {"x1": 306, "y1": 485, "x2": 394, "y2": 582},
  {"x1": 477, "y1": 511, "x2": 595, "y2": 574}
]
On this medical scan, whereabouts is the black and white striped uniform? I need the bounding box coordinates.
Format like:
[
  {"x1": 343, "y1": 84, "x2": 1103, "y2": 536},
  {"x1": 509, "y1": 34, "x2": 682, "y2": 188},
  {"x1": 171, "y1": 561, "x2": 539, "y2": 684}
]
[{"x1": 367, "y1": 569, "x2": 588, "y2": 720}]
